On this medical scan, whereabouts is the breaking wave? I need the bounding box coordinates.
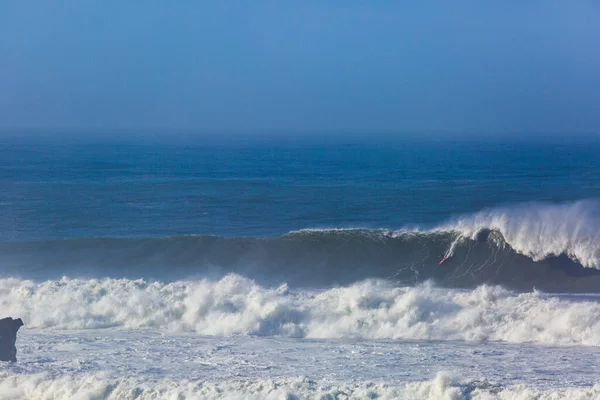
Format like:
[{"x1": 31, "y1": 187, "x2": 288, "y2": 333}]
[
  {"x1": 5, "y1": 274, "x2": 600, "y2": 345},
  {"x1": 1, "y1": 371, "x2": 599, "y2": 400},
  {"x1": 439, "y1": 199, "x2": 600, "y2": 268},
  {"x1": 2, "y1": 200, "x2": 600, "y2": 292}
]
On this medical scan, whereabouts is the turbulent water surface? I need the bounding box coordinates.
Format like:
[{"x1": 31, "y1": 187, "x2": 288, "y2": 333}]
[{"x1": 2, "y1": 136, "x2": 600, "y2": 399}]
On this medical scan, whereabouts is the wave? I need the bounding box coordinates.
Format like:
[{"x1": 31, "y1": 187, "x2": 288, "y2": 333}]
[
  {"x1": 0, "y1": 371, "x2": 598, "y2": 400},
  {"x1": 2, "y1": 200, "x2": 600, "y2": 292},
  {"x1": 5, "y1": 274, "x2": 600, "y2": 345},
  {"x1": 439, "y1": 199, "x2": 600, "y2": 268}
]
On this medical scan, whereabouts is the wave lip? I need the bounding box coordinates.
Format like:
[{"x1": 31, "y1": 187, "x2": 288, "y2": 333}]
[
  {"x1": 6, "y1": 274, "x2": 600, "y2": 346},
  {"x1": 440, "y1": 199, "x2": 600, "y2": 269}
]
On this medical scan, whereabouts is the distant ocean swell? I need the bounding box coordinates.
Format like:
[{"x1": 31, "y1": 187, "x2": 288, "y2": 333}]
[
  {"x1": 2, "y1": 201, "x2": 600, "y2": 292},
  {"x1": 4, "y1": 274, "x2": 600, "y2": 345},
  {"x1": 1, "y1": 371, "x2": 598, "y2": 400}
]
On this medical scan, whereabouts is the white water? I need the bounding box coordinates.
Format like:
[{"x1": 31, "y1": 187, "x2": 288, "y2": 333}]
[
  {"x1": 5, "y1": 330, "x2": 600, "y2": 399},
  {"x1": 4, "y1": 274, "x2": 600, "y2": 346},
  {"x1": 3, "y1": 371, "x2": 600, "y2": 400}
]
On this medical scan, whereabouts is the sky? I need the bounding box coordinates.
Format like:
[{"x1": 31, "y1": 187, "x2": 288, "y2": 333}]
[{"x1": 1, "y1": 2, "x2": 600, "y2": 136}]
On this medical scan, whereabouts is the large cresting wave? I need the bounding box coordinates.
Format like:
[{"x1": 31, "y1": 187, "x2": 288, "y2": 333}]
[{"x1": 1, "y1": 200, "x2": 600, "y2": 292}]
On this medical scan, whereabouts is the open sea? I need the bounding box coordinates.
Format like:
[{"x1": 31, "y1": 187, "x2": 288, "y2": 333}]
[{"x1": 2, "y1": 134, "x2": 600, "y2": 399}]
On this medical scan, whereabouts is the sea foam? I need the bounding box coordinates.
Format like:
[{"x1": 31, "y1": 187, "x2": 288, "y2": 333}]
[
  {"x1": 0, "y1": 371, "x2": 599, "y2": 400},
  {"x1": 5, "y1": 274, "x2": 600, "y2": 345}
]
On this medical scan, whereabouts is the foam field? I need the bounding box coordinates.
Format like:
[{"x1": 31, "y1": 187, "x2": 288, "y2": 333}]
[
  {"x1": 5, "y1": 330, "x2": 600, "y2": 400},
  {"x1": 2, "y1": 275, "x2": 600, "y2": 346}
]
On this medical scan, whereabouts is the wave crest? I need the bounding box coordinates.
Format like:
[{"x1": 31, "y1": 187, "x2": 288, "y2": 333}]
[
  {"x1": 2, "y1": 200, "x2": 600, "y2": 292},
  {"x1": 442, "y1": 200, "x2": 600, "y2": 268}
]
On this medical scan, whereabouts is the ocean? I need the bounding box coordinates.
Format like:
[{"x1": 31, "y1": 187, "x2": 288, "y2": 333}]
[{"x1": 1, "y1": 135, "x2": 600, "y2": 399}]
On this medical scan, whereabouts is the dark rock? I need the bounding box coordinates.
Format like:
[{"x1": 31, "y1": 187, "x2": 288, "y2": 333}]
[{"x1": 0, "y1": 317, "x2": 24, "y2": 362}]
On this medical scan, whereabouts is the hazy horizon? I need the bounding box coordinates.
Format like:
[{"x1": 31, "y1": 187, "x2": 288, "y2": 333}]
[{"x1": 2, "y1": 2, "x2": 600, "y2": 136}]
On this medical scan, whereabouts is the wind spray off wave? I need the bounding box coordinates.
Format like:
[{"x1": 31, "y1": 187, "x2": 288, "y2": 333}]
[{"x1": 439, "y1": 199, "x2": 600, "y2": 268}]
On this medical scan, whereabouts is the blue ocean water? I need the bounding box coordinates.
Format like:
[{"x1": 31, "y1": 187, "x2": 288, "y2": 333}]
[
  {"x1": 2, "y1": 135, "x2": 600, "y2": 292},
  {"x1": 2, "y1": 136, "x2": 599, "y2": 242},
  {"x1": 5, "y1": 136, "x2": 600, "y2": 399}
]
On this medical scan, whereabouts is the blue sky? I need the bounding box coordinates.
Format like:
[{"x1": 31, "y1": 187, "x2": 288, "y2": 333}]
[{"x1": 1, "y1": 2, "x2": 599, "y2": 135}]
